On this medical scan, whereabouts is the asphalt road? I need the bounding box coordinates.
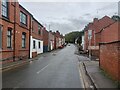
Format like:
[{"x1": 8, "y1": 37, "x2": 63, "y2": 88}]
[{"x1": 2, "y1": 44, "x2": 84, "y2": 88}]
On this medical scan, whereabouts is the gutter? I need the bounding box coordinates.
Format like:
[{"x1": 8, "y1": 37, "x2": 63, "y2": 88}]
[
  {"x1": 13, "y1": 2, "x2": 16, "y2": 62},
  {"x1": 82, "y1": 62, "x2": 98, "y2": 90}
]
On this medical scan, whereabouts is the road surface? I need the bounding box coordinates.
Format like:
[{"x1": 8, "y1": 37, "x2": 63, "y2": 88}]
[{"x1": 3, "y1": 44, "x2": 84, "y2": 88}]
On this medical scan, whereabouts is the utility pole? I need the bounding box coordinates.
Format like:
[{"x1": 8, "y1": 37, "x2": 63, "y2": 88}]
[{"x1": 88, "y1": 30, "x2": 92, "y2": 59}]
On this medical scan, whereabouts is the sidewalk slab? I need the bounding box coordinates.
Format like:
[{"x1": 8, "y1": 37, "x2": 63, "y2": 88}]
[
  {"x1": 83, "y1": 61, "x2": 118, "y2": 89},
  {"x1": 1, "y1": 60, "x2": 30, "y2": 71}
]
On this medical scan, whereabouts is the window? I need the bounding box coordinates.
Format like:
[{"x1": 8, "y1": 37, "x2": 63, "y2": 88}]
[
  {"x1": 33, "y1": 40, "x2": 36, "y2": 49},
  {"x1": 0, "y1": 27, "x2": 1, "y2": 48},
  {"x1": 7, "y1": 29, "x2": 12, "y2": 48},
  {"x1": 38, "y1": 25, "x2": 41, "y2": 34},
  {"x1": 2, "y1": 0, "x2": 8, "y2": 18},
  {"x1": 22, "y1": 32, "x2": 26, "y2": 48},
  {"x1": 38, "y1": 42, "x2": 40, "y2": 49},
  {"x1": 20, "y1": 12, "x2": 27, "y2": 25}
]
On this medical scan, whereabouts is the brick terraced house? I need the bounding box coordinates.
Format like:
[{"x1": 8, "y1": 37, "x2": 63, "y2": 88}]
[
  {"x1": 43, "y1": 27, "x2": 49, "y2": 53},
  {"x1": 48, "y1": 31, "x2": 55, "y2": 51},
  {"x1": 0, "y1": 1, "x2": 44, "y2": 62},
  {"x1": 0, "y1": 1, "x2": 31, "y2": 62},
  {"x1": 84, "y1": 16, "x2": 115, "y2": 58},
  {"x1": 55, "y1": 31, "x2": 64, "y2": 48},
  {"x1": 0, "y1": 0, "x2": 65, "y2": 65}
]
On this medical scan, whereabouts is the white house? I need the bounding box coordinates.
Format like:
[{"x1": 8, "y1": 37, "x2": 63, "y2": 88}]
[
  {"x1": 30, "y1": 36, "x2": 43, "y2": 58},
  {"x1": 81, "y1": 35, "x2": 85, "y2": 50},
  {"x1": 30, "y1": 17, "x2": 43, "y2": 58}
]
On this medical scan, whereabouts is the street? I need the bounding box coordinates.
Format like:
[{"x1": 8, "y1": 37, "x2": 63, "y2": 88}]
[{"x1": 2, "y1": 44, "x2": 84, "y2": 88}]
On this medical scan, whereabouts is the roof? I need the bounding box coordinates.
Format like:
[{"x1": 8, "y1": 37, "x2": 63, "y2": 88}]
[
  {"x1": 84, "y1": 16, "x2": 115, "y2": 33},
  {"x1": 19, "y1": 4, "x2": 43, "y2": 27}
]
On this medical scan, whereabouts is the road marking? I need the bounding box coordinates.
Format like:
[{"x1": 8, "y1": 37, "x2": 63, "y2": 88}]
[
  {"x1": 37, "y1": 64, "x2": 50, "y2": 74},
  {"x1": 78, "y1": 62, "x2": 85, "y2": 89}
]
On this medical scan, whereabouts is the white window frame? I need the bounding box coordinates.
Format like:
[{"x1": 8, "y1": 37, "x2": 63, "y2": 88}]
[
  {"x1": 20, "y1": 11, "x2": 27, "y2": 25},
  {"x1": 7, "y1": 28, "x2": 12, "y2": 48}
]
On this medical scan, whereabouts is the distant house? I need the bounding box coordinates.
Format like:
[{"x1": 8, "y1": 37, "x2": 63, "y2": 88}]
[
  {"x1": 60, "y1": 34, "x2": 65, "y2": 46},
  {"x1": 99, "y1": 21, "x2": 120, "y2": 83},
  {"x1": 81, "y1": 33, "x2": 84, "y2": 50},
  {"x1": 56, "y1": 31, "x2": 61, "y2": 48},
  {"x1": 53, "y1": 32, "x2": 57, "y2": 49},
  {"x1": 43, "y1": 27, "x2": 49, "y2": 52},
  {"x1": 84, "y1": 16, "x2": 115, "y2": 58},
  {"x1": 30, "y1": 18, "x2": 43, "y2": 58},
  {"x1": 48, "y1": 31, "x2": 55, "y2": 51}
]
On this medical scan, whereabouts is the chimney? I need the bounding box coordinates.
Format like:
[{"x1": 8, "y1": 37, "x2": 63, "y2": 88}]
[
  {"x1": 49, "y1": 30, "x2": 52, "y2": 32},
  {"x1": 93, "y1": 18, "x2": 98, "y2": 23}
]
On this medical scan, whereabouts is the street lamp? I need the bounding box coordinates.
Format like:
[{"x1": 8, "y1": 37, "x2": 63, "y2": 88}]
[{"x1": 88, "y1": 30, "x2": 92, "y2": 59}]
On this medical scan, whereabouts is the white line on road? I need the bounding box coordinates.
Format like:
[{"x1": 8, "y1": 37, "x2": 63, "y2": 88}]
[
  {"x1": 78, "y1": 62, "x2": 85, "y2": 89},
  {"x1": 37, "y1": 64, "x2": 50, "y2": 74}
]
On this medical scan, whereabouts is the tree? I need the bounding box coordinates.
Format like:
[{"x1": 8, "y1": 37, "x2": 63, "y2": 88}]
[{"x1": 65, "y1": 31, "x2": 83, "y2": 44}]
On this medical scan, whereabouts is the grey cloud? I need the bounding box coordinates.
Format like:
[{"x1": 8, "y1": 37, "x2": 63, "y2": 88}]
[
  {"x1": 67, "y1": 17, "x2": 89, "y2": 29},
  {"x1": 19, "y1": 2, "x2": 118, "y2": 34},
  {"x1": 47, "y1": 17, "x2": 89, "y2": 34}
]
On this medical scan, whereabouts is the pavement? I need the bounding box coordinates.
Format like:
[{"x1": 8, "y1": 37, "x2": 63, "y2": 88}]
[
  {"x1": 78, "y1": 55, "x2": 119, "y2": 89},
  {"x1": 75, "y1": 45, "x2": 119, "y2": 89},
  {"x1": 2, "y1": 44, "x2": 84, "y2": 89}
]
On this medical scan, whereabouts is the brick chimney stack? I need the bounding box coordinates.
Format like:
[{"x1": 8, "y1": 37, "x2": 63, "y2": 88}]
[{"x1": 93, "y1": 18, "x2": 98, "y2": 23}]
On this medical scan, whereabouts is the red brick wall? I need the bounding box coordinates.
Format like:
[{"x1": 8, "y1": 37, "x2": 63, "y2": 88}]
[
  {"x1": 91, "y1": 50, "x2": 99, "y2": 57},
  {"x1": 84, "y1": 24, "x2": 98, "y2": 50},
  {"x1": 100, "y1": 42, "x2": 119, "y2": 81},
  {"x1": 84, "y1": 31, "x2": 88, "y2": 50},
  {"x1": 1, "y1": 1, "x2": 31, "y2": 61},
  {"x1": 32, "y1": 52, "x2": 37, "y2": 58},
  {"x1": 101, "y1": 22, "x2": 119, "y2": 43},
  {"x1": 14, "y1": 24, "x2": 30, "y2": 59},
  {"x1": 32, "y1": 19, "x2": 43, "y2": 40},
  {"x1": 0, "y1": 2, "x2": 15, "y2": 61},
  {"x1": 118, "y1": 43, "x2": 120, "y2": 81},
  {"x1": 43, "y1": 28, "x2": 48, "y2": 46},
  {"x1": 95, "y1": 32, "x2": 101, "y2": 46},
  {"x1": 14, "y1": 2, "x2": 31, "y2": 60}
]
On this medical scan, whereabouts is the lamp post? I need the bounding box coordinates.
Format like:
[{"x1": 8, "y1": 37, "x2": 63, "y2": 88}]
[{"x1": 88, "y1": 30, "x2": 92, "y2": 59}]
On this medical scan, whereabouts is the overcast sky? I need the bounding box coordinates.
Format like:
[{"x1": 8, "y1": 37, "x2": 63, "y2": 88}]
[{"x1": 19, "y1": 0, "x2": 119, "y2": 35}]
